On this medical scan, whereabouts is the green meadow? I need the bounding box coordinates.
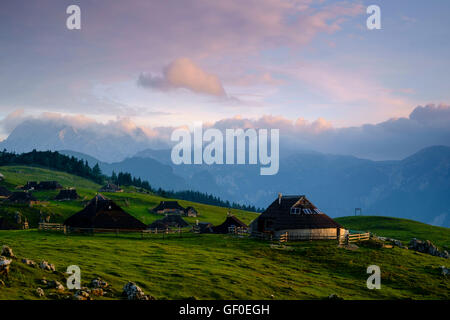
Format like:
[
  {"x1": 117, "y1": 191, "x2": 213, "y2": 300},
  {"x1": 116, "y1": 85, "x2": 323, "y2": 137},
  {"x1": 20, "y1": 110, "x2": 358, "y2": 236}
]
[{"x1": 0, "y1": 165, "x2": 449, "y2": 300}]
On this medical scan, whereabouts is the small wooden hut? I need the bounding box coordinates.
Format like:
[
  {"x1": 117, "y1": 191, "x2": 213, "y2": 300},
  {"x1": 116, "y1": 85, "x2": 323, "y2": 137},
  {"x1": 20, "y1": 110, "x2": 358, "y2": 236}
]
[
  {"x1": 54, "y1": 188, "x2": 79, "y2": 200},
  {"x1": 64, "y1": 194, "x2": 146, "y2": 230},
  {"x1": 148, "y1": 215, "x2": 189, "y2": 229},
  {"x1": 213, "y1": 214, "x2": 248, "y2": 234},
  {"x1": 249, "y1": 194, "x2": 346, "y2": 240}
]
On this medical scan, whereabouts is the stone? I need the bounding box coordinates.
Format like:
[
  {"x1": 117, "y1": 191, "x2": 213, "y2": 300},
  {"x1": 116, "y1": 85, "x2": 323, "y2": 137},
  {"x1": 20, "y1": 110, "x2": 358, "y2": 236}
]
[
  {"x1": 47, "y1": 280, "x2": 65, "y2": 291},
  {"x1": 409, "y1": 238, "x2": 448, "y2": 259},
  {"x1": 122, "y1": 281, "x2": 154, "y2": 300},
  {"x1": 1, "y1": 245, "x2": 15, "y2": 258},
  {"x1": 36, "y1": 287, "x2": 45, "y2": 297},
  {"x1": 39, "y1": 260, "x2": 56, "y2": 272},
  {"x1": 91, "y1": 288, "x2": 104, "y2": 296},
  {"x1": 22, "y1": 258, "x2": 37, "y2": 267},
  {"x1": 73, "y1": 289, "x2": 91, "y2": 300},
  {"x1": 327, "y1": 293, "x2": 344, "y2": 300},
  {"x1": 440, "y1": 266, "x2": 449, "y2": 276},
  {"x1": 91, "y1": 277, "x2": 109, "y2": 289},
  {"x1": 0, "y1": 256, "x2": 12, "y2": 275}
]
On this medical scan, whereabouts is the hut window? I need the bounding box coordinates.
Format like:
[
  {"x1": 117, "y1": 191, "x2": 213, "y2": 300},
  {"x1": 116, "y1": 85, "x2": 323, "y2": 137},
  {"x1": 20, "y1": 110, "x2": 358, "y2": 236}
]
[
  {"x1": 291, "y1": 208, "x2": 300, "y2": 214},
  {"x1": 303, "y1": 208, "x2": 313, "y2": 214},
  {"x1": 314, "y1": 209, "x2": 321, "y2": 214}
]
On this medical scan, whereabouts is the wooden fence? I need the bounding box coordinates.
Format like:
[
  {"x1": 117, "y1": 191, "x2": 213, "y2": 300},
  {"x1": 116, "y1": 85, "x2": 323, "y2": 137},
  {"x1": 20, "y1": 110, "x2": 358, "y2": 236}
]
[
  {"x1": 38, "y1": 223, "x2": 192, "y2": 239},
  {"x1": 339, "y1": 232, "x2": 371, "y2": 245},
  {"x1": 38, "y1": 223, "x2": 66, "y2": 233},
  {"x1": 228, "y1": 226, "x2": 249, "y2": 236}
]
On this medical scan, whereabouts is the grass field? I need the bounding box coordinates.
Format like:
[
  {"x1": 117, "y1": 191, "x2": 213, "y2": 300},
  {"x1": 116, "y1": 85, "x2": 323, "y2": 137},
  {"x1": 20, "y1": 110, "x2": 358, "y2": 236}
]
[
  {"x1": 336, "y1": 216, "x2": 450, "y2": 249},
  {"x1": 0, "y1": 165, "x2": 449, "y2": 300},
  {"x1": 0, "y1": 230, "x2": 449, "y2": 300}
]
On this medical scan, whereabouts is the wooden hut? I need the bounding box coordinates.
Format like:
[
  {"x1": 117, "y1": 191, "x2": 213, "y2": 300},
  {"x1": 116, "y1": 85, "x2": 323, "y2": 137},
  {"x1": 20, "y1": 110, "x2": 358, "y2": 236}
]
[
  {"x1": 213, "y1": 214, "x2": 248, "y2": 234},
  {"x1": 22, "y1": 181, "x2": 38, "y2": 190},
  {"x1": 183, "y1": 206, "x2": 198, "y2": 217},
  {"x1": 148, "y1": 214, "x2": 189, "y2": 229},
  {"x1": 7, "y1": 192, "x2": 37, "y2": 204},
  {"x1": 0, "y1": 217, "x2": 13, "y2": 230},
  {"x1": 99, "y1": 183, "x2": 123, "y2": 193},
  {"x1": 54, "y1": 188, "x2": 79, "y2": 200},
  {"x1": 194, "y1": 222, "x2": 214, "y2": 233},
  {"x1": 151, "y1": 201, "x2": 186, "y2": 215},
  {"x1": 0, "y1": 186, "x2": 12, "y2": 198},
  {"x1": 64, "y1": 194, "x2": 146, "y2": 230},
  {"x1": 249, "y1": 194, "x2": 346, "y2": 240},
  {"x1": 37, "y1": 181, "x2": 62, "y2": 190}
]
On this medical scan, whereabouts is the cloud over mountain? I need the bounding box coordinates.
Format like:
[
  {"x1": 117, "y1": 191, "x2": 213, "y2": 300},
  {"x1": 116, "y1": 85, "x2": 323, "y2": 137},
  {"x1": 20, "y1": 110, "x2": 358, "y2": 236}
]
[{"x1": 1, "y1": 104, "x2": 450, "y2": 161}]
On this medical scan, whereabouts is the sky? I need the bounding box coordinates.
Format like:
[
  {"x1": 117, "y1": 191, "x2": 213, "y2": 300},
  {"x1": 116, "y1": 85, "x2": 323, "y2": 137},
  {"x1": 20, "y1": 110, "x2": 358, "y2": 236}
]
[{"x1": 0, "y1": 0, "x2": 449, "y2": 158}]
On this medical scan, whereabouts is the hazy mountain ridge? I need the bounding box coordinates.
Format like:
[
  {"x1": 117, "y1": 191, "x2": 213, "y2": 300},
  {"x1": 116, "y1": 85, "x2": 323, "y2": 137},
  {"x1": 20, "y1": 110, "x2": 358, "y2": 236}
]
[
  {"x1": 2, "y1": 120, "x2": 449, "y2": 226},
  {"x1": 63, "y1": 146, "x2": 450, "y2": 227}
]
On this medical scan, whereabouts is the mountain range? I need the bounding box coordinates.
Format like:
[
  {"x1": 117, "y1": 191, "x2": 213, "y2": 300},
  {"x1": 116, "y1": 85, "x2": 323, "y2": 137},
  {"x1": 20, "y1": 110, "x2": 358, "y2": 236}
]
[{"x1": 1, "y1": 120, "x2": 449, "y2": 227}]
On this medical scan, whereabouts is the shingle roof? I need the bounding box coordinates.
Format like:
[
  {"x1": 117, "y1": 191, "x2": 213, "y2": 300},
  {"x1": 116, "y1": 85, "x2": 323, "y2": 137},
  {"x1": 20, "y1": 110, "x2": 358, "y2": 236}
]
[
  {"x1": 255, "y1": 195, "x2": 342, "y2": 231},
  {"x1": 0, "y1": 186, "x2": 12, "y2": 197},
  {"x1": 7, "y1": 192, "x2": 37, "y2": 203},
  {"x1": 148, "y1": 214, "x2": 189, "y2": 229},
  {"x1": 152, "y1": 201, "x2": 185, "y2": 212},
  {"x1": 213, "y1": 215, "x2": 248, "y2": 233},
  {"x1": 64, "y1": 194, "x2": 146, "y2": 230}
]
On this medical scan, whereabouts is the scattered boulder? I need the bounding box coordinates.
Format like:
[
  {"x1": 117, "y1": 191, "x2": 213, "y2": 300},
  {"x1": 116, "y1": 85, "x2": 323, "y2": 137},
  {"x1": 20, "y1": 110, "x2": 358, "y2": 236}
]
[
  {"x1": 40, "y1": 278, "x2": 48, "y2": 286},
  {"x1": 22, "y1": 258, "x2": 37, "y2": 267},
  {"x1": 0, "y1": 256, "x2": 12, "y2": 275},
  {"x1": 409, "y1": 239, "x2": 449, "y2": 259},
  {"x1": 1, "y1": 245, "x2": 15, "y2": 258},
  {"x1": 91, "y1": 288, "x2": 104, "y2": 297},
  {"x1": 39, "y1": 260, "x2": 56, "y2": 272},
  {"x1": 47, "y1": 280, "x2": 65, "y2": 291},
  {"x1": 91, "y1": 277, "x2": 109, "y2": 289},
  {"x1": 440, "y1": 266, "x2": 449, "y2": 276},
  {"x1": 122, "y1": 282, "x2": 154, "y2": 300},
  {"x1": 73, "y1": 289, "x2": 91, "y2": 300},
  {"x1": 35, "y1": 287, "x2": 45, "y2": 297}
]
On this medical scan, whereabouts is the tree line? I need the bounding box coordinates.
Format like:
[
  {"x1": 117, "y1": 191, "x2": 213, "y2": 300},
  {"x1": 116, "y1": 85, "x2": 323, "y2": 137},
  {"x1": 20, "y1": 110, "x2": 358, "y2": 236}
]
[{"x1": 0, "y1": 149, "x2": 263, "y2": 212}]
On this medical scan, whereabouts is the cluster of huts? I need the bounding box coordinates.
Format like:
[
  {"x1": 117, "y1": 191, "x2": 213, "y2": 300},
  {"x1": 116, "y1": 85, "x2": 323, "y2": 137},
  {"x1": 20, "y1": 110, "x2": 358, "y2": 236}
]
[
  {"x1": 62, "y1": 196, "x2": 247, "y2": 234},
  {"x1": 1, "y1": 171, "x2": 346, "y2": 240},
  {"x1": 60, "y1": 193, "x2": 346, "y2": 241}
]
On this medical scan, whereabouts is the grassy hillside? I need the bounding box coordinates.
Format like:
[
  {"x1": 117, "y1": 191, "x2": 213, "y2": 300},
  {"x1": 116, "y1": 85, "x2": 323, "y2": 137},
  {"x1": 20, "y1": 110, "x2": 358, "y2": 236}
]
[
  {"x1": 0, "y1": 165, "x2": 258, "y2": 226},
  {"x1": 336, "y1": 216, "x2": 450, "y2": 249},
  {"x1": 0, "y1": 165, "x2": 449, "y2": 300},
  {"x1": 0, "y1": 230, "x2": 448, "y2": 300}
]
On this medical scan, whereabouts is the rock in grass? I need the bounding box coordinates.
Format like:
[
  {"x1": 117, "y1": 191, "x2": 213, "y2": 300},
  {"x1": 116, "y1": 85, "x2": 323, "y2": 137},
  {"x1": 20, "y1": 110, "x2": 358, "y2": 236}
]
[
  {"x1": 91, "y1": 288, "x2": 104, "y2": 297},
  {"x1": 122, "y1": 282, "x2": 154, "y2": 300},
  {"x1": 91, "y1": 277, "x2": 109, "y2": 289},
  {"x1": 0, "y1": 256, "x2": 12, "y2": 275},
  {"x1": 39, "y1": 260, "x2": 56, "y2": 272},
  {"x1": 409, "y1": 238, "x2": 449, "y2": 259},
  {"x1": 73, "y1": 289, "x2": 91, "y2": 300},
  {"x1": 47, "y1": 280, "x2": 65, "y2": 291},
  {"x1": 35, "y1": 287, "x2": 45, "y2": 297},
  {"x1": 1, "y1": 245, "x2": 15, "y2": 259},
  {"x1": 440, "y1": 266, "x2": 449, "y2": 276},
  {"x1": 22, "y1": 258, "x2": 37, "y2": 267}
]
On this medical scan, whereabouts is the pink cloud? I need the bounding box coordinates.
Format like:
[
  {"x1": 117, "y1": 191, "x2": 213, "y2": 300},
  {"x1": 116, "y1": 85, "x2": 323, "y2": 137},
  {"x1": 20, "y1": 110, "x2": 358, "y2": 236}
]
[{"x1": 138, "y1": 58, "x2": 226, "y2": 96}]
